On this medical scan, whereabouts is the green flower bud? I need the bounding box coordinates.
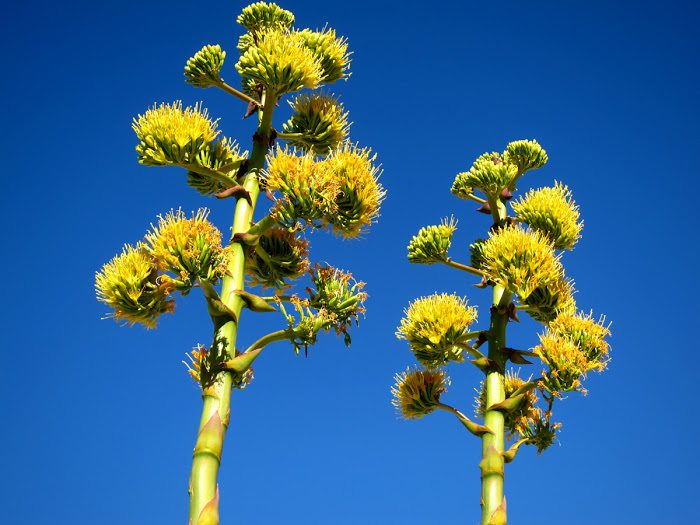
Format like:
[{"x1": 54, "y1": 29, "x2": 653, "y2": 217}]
[
  {"x1": 392, "y1": 366, "x2": 450, "y2": 420},
  {"x1": 407, "y1": 217, "x2": 457, "y2": 265},
  {"x1": 245, "y1": 227, "x2": 310, "y2": 291},
  {"x1": 283, "y1": 92, "x2": 349, "y2": 157},
  {"x1": 397, "y1": 293, "x2": 477, "y2": 369},
  {"x1": 452, "y1": 152, "x2": 517, "y2": 198},
  {"x1": 512, "y1": 182, "x2": 582, "y2": 250},
  {"x1": 503, "y1": 139, "x2": 548, "y2": 175},
  {"x1": 95, "y1": 243, "x2": 175, "y2": 329},
  {"x1": 469, "y1": 238, "x2": 488, "y2": 270},
  {"x1": 237, "y1": 2, "x2": 295, "y2": 32},
  {"x1": 186, "y1": 138, "x2": 247, "y2": 197},
  {"x1": 184, "y1": 45, "x2": 226, "y2": 89}
]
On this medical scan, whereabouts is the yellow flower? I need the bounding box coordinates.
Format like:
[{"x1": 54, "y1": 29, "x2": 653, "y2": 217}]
[
  {"x1": 95, "y1": 243, "x2": 175, "y2": 329},
  {"x1": 133, "y1": 101, "x2": 220, "y2": 166},
  {"x1": 535, "y1": 333, "x2": 589, "y2": 393},
  {"x1": 324, "y1": 143, "x2": 385, "y2": 239},
  {"x1": 511, "y1": 182, "x2": 582, "y2": 250},
  {"x1": 481, "y1": 225, "x2": 563, "y2": 299},
  {"x1": 297, "y1": 27, "x2": 351, "y2": 83},
  {"x1": 236, "y1": 28, "x2": 322, "y2": 95},
  {"x1": 550, "y1": 310, "x2": 611, "y2": 370},
  {"x1": 397, "y1": 293, "x2": 477, "y2": 368},
  {"x1": 392, "y1": 366, "x2": 450, "y2": 420},
  {"x1": 520, "y1": 273, "x2": 576, "y2": 325},
  {"x1": 145, "y1": 208, "x2": 228, "y2": 292}
]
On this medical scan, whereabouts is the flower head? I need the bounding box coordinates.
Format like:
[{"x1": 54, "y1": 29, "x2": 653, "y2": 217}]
[
  {"x1": 283, "y1": 92, "x2": 349, "y2": 156},
  {"x1": 306, "y1": 264, "x2": 367, "y2": 335},
  {"x1": 397, "y1": 293, "x2": 477, "y2": 369},
  {"x1": 481, "y1": 225, "x2": 563, "y2": 299},
  {"x1": 392, "y1": 366, "x2": 450, "y2": 420},
  {"x1": 452, "y1": 152, "x2": 517, "y2": 198},
  {"x1": 145, "y1": 208, "x2": 228, "y2": 292},
  {"x1": 407, "y1": 217, "x2": 457, "y2": 265},
  {"x1": 237, "y1": 2, "x2": 295, "y2": 32},
  {"x1": 535, "y1": 311, "x2": 611, "y2": 395},
  {"x1": 324, "y1": 143, "x2": 385, "y2": 238},
  {"x1": 95, "y1": 243, "x2": 175, "y2": 328},
  {"x1": 502, "y1": 139, "x2": 548, "y2": 176},
  {"x1": 132, "y1": 101, "x2": 220, "y2": 167},
  {"x1": 520, "y1": 273, "x2": 576, "y2": 325},
  {"x1": 236, "y1": 28, "x2": 321, "y2": 95},
  {"x1": 512, "y1": 182, "x2": 582, "y2": 250},
  {"x1": 297, "y1": 27, "x2": 351, "y2": 84},
  {"x1": 184, "y1": 45, "x2": 226, "y2": 89}
]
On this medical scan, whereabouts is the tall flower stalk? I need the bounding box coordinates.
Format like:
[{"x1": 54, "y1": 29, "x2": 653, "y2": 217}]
[
  {"x1": 392, "y1": 140, "x2": 610, "y2": 524},
  {"x1": 95, "y1": 4, "x2": 384, "y2": 524}
]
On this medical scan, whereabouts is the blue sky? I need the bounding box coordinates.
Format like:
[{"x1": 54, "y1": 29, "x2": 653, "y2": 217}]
[{"x1": 2, "y1": 1, "x2": 698, "y2": 523}]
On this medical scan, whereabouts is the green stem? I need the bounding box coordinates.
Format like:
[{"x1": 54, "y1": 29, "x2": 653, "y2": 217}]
[
  {"x1": 442, "y1": 259, "x2": 487, "y2": 279},
  {"x1": 480, "y1": 284, "x2": 512, "y2": 525},
  {"x1": 216, "y1": 80, "x2": 261, "y2": 108},
  {"x1": 188, "y1": 88, "x2": 278, "y2": 525}
]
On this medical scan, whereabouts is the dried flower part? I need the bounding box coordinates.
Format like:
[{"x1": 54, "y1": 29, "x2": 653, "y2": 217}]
[
  {"x1": 392, "y1": 366, "x2": 450, "y2": 420},
  {"x1": 265, "y1": 144, "x2": 384, "y2": 238},
  {"x1": 297, "y1": 27, "x2": 351, "y2": 84},
  {"x1": 184, "y1": 346, "x2": 253, "y2": 390},
  {"x1": 397, "y1": 293, "x2": 477, "y2": 369},
  {"x1": 481, "y1": 225, "x2": 563, "y2": 299},
  {"x1": 512, "y1": 182, "x2": 582, "y2": 250},
  {"x1": 145, "y1": 209, "x2": 228, "y2": 292},
  {"x1": 184, "y1": 45, "x2": 226, "y2": 89},
  {"x1": 407, "y1": 217, "x2": 457, "y2": 265},
  {"x1": 502, "y1": 139, "x2": 548, "y2": 176},
  {"x1": 245, "y1": 227, "x2": 310, "y2": 290},
  {"x1": 474, "y1": 372, "x2": 539, "y2": 440},
  {"x1": 550, "y1": 311, "x2": 611, "y2": 367},
  {"x1": 236, "y1": 2, "x2": 295, "y2": 33},
  {"x1": 283, "y1": 92, "x2": 349, "y2": 156},
  {"x1": 528, "y1": 409, "x2": 561, "y2": 454},
  {"x1": 452, "y1": 152, "x2": 518, "y2": 198},
  {"x1": 235, "y1": 28, "x2": 321, "y2": 95},
  {"x1": 324, "y1": 143, "x2": 384, "y2": 238},
  {"x1": 306, "y1": 264, "x2": 367, "y2": 334},
  {"x1": 95, "y1": 244, "x2": 175, "y2": 329},
  {"x1": 520, "y1": 274, "x2": 576, "y2": 325}
]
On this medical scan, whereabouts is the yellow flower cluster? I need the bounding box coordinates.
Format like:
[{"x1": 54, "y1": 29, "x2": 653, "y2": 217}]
[
  {"x1": 512, "y1": 182, "x2": 582, "y2": 250},
  {"x1": 236, "y1": 29, "x2": 322, "y2": 95},
  {"x1": 535, "y1": 310, "x2": 611, "y2": 393},
  {"x1": 481, "y1": 225, "x2": 563, "y2": 299},
  {"x1": 95, "y1": 244, "x2": 175, "y2": 329},
  {"x1": 265, "y1": 144, "x2": 384, "y2": 238},
  {"x1": 396, "y1": 293, "x2": 477, "y2": 368},
  {"x1": 392, "y1": 366, "x2": 450, "y2": 420},
  {"x1": 145, "y1": 208, "x2": 228, "y2": 292}
]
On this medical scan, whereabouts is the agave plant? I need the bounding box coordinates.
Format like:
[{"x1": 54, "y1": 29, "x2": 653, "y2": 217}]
[{"x1": 96, "y1": 3, "x2": 384, "y2": 523}]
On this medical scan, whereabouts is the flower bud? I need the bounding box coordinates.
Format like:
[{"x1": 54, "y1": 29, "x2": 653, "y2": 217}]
[
  {"x1": 407, "y1": 218, "x2": 457, "y2": 265},
  {"x1": 392, "y1": 366, "x2": 450, "y2": 420},
  {"x1": 184, "y1": 45, "x2": 226, "y2": 89},
  {"x1": 283, "y1": 92, "x2": 349, "y2": 157}
]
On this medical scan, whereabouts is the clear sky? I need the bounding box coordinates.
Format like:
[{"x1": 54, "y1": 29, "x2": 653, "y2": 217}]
[{"x1": 2, "y1": 1, "x2": 698, "y2": 523}]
